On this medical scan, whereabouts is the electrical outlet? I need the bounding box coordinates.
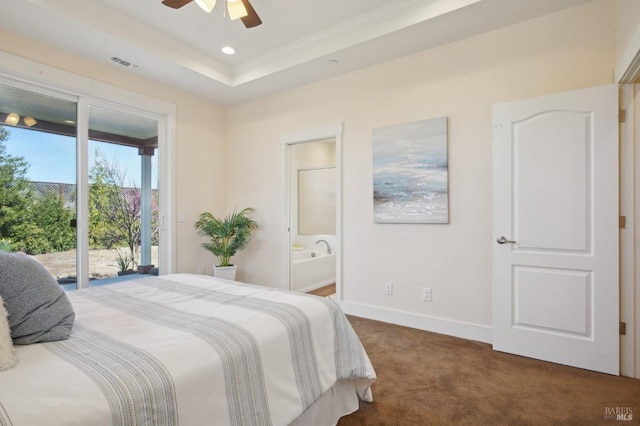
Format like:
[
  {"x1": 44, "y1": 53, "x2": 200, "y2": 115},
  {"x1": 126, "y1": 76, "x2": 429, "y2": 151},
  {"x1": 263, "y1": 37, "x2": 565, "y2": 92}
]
[
  {"x1": 422, "y1": 287, "x2": 432, "y2": 302},
  {"x1": 384, "y1": 283, "x2": 393, "y2": 296}
]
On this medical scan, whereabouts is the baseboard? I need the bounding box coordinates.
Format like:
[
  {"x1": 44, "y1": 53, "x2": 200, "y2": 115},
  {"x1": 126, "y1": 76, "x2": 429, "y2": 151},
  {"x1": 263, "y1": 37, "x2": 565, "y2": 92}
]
[{"x1": 340, "y1": 301, "x2": 493, "y2": 344}]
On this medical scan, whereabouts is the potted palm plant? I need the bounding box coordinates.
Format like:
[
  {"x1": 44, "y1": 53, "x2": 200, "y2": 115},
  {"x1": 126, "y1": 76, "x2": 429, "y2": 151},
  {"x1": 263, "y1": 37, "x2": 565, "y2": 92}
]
[{"x1": 194, "y1": 207, "x2": 259, "y2": 280}]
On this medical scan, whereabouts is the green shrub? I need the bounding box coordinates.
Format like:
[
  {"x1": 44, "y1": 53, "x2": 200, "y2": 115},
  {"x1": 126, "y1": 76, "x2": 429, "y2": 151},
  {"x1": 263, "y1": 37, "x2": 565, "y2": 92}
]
[
  {"x1": 11, "y1": 223, "x2": 52, "y2": 255},
  {"x1": 29, "y1": 192, "x2": 76, "y2": 252},
  {"x1": 114, "y1": 248, "x2": 136, "y2": 271},
  {"x1": 0, "y1": 239, "x2": 13, "y2": 252}
]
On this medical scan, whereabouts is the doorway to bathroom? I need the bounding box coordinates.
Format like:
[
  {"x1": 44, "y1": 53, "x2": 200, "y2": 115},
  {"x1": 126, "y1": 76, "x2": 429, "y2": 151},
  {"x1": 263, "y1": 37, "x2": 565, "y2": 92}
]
[{"x1": 282, "y1": 124, "x2": 342, "y2": 297}]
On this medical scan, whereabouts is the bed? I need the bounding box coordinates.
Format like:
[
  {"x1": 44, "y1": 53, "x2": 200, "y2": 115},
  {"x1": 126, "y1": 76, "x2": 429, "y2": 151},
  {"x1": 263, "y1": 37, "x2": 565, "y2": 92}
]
[{"x1": 0, "y1": 272, "x2": 376, "y2": 426}]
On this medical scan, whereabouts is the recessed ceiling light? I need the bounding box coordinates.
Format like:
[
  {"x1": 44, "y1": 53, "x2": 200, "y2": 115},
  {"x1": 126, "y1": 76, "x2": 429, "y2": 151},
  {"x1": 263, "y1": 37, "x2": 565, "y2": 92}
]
[
  {"x1": 221, "y1": 46, "x2": 236, "y2": 55},
  {"x1": 64, "y1": 120, "x2": 76, "y2": 125}
]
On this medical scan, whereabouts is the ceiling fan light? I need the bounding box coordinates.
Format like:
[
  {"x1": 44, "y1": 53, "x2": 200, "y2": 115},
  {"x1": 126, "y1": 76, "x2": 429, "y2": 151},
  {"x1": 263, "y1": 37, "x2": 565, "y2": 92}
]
[
  {"x1": 227, "y1": 0, "x2": 247, "y2": 20},
  {"x1": 23, "y1": 116, "x2": 37, "y2": 127},
  {"x1": 5, "y1": 113, "x2": 19, "y2": 126},
  {"x1": 195, "y1": 0, "x2": 216, "y2": 13}
]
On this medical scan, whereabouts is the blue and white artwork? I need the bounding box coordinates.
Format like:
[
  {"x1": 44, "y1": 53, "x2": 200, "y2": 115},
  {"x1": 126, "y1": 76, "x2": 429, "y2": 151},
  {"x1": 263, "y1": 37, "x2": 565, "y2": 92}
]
[{"x1": 372, "y1": 117, "x2": 448, "y2": 223}]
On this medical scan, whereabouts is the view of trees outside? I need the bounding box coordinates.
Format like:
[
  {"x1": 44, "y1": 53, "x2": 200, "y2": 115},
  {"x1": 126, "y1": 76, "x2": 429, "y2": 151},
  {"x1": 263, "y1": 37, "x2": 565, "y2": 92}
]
[
  {"x1": 0, "y1": 124, "x2": 158, "y2": 281},
  {"x1": 89, "y1": 148, "x2": 159, "y2": 273}
]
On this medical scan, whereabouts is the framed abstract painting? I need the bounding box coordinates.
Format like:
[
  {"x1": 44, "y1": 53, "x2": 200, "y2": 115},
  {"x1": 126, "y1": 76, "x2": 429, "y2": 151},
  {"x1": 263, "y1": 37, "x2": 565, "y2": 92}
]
[{"x1": 372, "y1": 117, "x2": 448, "y2": 224}]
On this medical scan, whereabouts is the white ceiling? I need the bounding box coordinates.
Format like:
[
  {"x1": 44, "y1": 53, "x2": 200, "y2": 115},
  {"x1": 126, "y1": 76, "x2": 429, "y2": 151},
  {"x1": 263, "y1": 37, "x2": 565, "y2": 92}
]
[{"x1": 0, "y1": 0, "x2": 595, "y2": 106}]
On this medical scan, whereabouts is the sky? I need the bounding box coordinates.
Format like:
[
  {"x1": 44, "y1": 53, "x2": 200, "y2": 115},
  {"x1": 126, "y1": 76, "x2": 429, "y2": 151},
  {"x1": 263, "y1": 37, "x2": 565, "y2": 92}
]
[{"x1": 2, "y1": 126, "x2": 157, "y2": 188}]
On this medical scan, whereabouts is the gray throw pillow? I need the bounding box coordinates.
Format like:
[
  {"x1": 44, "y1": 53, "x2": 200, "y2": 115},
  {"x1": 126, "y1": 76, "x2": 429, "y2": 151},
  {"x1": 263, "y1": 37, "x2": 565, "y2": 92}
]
[{"x1": 0, "y1": 251, "x2": 75, "y2": 344}]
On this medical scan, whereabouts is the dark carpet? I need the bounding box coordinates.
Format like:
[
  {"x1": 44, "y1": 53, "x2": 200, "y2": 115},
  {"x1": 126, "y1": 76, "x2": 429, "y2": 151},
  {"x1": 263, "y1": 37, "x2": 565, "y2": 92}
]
[{"x1": 338, "y1": 316, "x2": 640, "y2": 425}]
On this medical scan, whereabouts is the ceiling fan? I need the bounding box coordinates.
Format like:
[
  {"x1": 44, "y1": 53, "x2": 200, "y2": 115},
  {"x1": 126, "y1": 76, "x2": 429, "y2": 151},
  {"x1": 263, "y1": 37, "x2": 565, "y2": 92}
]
[{"x1": 161, "y1": 0, "x2": 262, "y2": 28}]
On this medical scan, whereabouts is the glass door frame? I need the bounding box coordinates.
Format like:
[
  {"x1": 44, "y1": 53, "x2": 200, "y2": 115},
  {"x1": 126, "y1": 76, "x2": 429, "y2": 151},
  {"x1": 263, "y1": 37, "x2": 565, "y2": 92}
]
[
  {"x1": 0, "y1": 74, "x2": 174, "y2": 288},
  {"x1": 78, "y1": 97, "x2": 168, "y2": 288}
]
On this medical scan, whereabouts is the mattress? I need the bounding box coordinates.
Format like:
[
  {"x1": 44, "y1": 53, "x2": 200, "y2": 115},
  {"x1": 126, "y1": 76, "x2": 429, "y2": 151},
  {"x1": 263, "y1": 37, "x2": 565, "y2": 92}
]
[{"x1": 0, "y1": 273, "x2": 375, "y2": 426}]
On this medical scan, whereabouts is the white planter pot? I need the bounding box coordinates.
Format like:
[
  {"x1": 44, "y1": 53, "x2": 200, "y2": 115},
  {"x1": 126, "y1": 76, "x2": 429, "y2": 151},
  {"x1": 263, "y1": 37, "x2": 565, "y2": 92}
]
[{"x1": 214, "y1": 265, "x2": 237, "y2": 281}]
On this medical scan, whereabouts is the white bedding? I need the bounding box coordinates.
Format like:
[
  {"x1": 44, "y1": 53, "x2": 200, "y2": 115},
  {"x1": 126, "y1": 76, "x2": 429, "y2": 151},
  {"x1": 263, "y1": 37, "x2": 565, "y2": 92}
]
[{"x1": 0, "y1": 274, "x2": 375, "y2": 426}]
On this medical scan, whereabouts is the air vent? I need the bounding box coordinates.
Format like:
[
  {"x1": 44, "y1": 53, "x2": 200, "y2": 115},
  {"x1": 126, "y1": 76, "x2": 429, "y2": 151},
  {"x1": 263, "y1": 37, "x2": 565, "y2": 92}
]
[{"x1": 110, "y1": 57, "x2": 139, "y2": 69}]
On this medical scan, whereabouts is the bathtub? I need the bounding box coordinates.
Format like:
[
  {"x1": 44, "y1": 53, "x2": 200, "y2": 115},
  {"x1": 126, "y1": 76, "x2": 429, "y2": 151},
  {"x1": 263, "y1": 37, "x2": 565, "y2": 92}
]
[{"x1": 290, "y1": 250, "x2": 336, "y2": 292}]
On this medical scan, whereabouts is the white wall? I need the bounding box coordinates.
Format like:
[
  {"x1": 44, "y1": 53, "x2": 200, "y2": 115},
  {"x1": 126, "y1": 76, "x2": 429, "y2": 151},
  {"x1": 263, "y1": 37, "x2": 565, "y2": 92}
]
[
  {"x1": 0, "y1": 0, "x2": 620, "y2": 342},
  {"x1": 227, "y1": 0, "x2": 616, "y2": 341},
  {"x1": 0, "y1": 30, "x2": 228, "y2": 276}
]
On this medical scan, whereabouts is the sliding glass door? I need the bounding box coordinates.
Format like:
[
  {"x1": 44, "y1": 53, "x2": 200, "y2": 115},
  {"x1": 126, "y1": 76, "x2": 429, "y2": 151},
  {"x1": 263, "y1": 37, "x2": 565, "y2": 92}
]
[
  {"x1": 0, "y1": 80, "x2": 163, "y2": 289},
  {"x1": 0, "y1": 83, "x2": 78, "y2": 288},
  {"x1": 87, "y1": 105, "x2": 159, "y2": 284}
]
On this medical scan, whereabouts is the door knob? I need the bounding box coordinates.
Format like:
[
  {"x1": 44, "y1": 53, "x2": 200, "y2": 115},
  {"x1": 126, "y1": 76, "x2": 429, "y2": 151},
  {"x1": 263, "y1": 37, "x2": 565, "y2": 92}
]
[{"x1": 496, "y1": 236, "x2": 516, "y2": 244}]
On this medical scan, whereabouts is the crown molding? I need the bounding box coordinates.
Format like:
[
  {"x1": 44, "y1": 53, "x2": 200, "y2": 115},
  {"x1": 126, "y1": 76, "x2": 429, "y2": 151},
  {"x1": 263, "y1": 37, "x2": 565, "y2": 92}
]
[
  {"x1": 231, "y1": 0, "x2": 482, "y2": 85},
  {"x1": 25, "y1": 0, "x2": 482, "y2": 89}
]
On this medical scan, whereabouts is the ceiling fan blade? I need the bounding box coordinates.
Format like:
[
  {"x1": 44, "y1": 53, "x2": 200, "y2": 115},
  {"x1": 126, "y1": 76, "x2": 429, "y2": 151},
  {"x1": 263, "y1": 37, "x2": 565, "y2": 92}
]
[
  {"x1": 162, "y1": 0, "x2": 193, "y2": 9},
  {"x1": 240, "y1": 0, "x2": 262, "y2": 28}
]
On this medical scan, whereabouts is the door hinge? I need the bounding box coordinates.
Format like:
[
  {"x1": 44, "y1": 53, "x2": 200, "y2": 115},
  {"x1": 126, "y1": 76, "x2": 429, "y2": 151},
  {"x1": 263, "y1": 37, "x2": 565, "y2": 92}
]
[
  {"x1": 620, "y1": 109, "x2": 627, "y2": 123},
  {"x1": 620, "y1": 215, "x2": 627, "y2": 229},
  {"x1": 620, "y1": 322, "x2": 627, "y2": 336}
]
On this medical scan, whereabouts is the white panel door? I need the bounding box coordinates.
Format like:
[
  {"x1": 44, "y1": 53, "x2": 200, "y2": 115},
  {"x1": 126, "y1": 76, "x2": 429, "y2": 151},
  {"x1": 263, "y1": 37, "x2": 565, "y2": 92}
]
[{"x1": 492, "y1": 85, "x2": 619, "y2": 375}]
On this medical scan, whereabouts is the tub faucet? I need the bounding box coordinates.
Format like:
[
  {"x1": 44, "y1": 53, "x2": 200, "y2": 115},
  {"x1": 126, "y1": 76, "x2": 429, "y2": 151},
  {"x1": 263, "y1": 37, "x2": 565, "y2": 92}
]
[{"x1": 315, "y1": 239, "x2": 332, "y2": 254}]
